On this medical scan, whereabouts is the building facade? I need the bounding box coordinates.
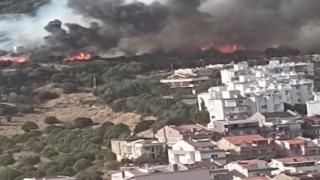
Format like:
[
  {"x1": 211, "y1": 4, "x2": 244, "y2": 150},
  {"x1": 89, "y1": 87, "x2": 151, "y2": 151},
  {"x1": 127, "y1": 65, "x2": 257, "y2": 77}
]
[
  {"x1": 155, "y1": 124, "x2": 221, "y2": 147},
  {"x1": 198, "y1": 61, "x2": 314, "y2": 126},
  {"x1": 168, "y1": 139, "x2": 226, "y2": 166},
  {"x1": 250, "y1": 111, "x2": 303, "y2": 138},
  {"x1": 274, "y1": 137, "x2": 320, "y2": 160},
  {"x1": 111, "y1": 138, "x2": 165, "y2": 161},
  {"x1": 217, "y1": 134, "x2": 276, "y2": 161}
]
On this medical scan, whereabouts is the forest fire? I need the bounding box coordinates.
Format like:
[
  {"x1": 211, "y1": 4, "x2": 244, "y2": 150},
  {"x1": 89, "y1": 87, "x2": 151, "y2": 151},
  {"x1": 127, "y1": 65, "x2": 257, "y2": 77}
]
[
  {"x1": 0, "y1": 54, "x2": 30, "y2": 63},
  {"x1": 201, "y1": 43, "x2": 245, "y2": 53},
  {"x1": 64, "y1": 52, "x2": 91, "y2": 61}
]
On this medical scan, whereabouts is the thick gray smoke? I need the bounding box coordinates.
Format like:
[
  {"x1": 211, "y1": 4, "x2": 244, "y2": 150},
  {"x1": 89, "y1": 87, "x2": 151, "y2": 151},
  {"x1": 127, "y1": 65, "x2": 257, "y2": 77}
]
[{"x1": 2, "y1": 0, "x2": 320, "y2": 55}]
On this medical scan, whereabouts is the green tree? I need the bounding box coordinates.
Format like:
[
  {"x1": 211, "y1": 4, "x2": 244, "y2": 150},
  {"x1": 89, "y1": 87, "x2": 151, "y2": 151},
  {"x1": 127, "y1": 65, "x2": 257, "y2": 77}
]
[
  {"x1": 19, "y1": 155, "x2": 41, "y2": 165},
  {"x1": 73, "y1": 117, "x2": 93, "y2": 129},
  {"x1": 0, "y1": 168, "x2": 21, "y2": 180},
  {"x1": 0, "y1": 154, "x2": 15, "y2": 166},
  {"x1": 133, "y1": 120, "x2": 155, "y2": 134},
  {"x1": 41, "y1": 146, "x2": 59, "y2": 159},
  {"x1": 73, "y1": 159, "x2": 92, "y2": 172}
]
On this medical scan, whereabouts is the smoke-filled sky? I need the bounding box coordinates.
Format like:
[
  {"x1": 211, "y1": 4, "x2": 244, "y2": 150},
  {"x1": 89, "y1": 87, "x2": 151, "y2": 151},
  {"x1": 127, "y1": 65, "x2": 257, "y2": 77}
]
[{"x1": 1, "y1": 0, "x2": 320, "y2": 55}]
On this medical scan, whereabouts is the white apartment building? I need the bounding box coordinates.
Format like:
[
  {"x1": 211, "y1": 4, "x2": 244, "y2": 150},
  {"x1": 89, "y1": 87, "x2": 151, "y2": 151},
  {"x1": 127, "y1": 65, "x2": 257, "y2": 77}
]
[
  {"x1": 198, "y1": 60, "x2": 314, "y2": 123},
  {"x1": 269, "y1": 157, "x2": 320, "y2": 176},
  {"x1": 168, "y1": 139, "x2": 226, "y2": 165},
  {"x1": 307, "y1": 92, "x2": 320, "y2": 116},
  {"x1": 225, "y1": 159, "x2": 274, "y2": 178}
]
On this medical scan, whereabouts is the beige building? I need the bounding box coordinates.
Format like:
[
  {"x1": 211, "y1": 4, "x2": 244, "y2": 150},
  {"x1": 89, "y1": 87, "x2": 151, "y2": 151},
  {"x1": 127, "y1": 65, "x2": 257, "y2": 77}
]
[
  {"x1": 217, "y1": 134, "x2": 276, "y2": 161},
  {"x1": 111, "y1": 138, "x2": 165, "y2": 161}
]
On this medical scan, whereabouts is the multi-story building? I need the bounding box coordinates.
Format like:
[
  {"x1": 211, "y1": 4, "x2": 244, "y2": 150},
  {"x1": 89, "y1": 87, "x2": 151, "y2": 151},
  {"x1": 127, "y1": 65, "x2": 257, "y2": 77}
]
[
  {"x1": 155, "y1": 124, "x2": 221, "y2": 147},
  {"x1": 273, "y1": 171, "x2": 320, "y2": 180},
  {"x1": 160, "y1": 69, "x2": 209, "y2": 89},
  {"x1": 111, "y1": 164, "x2": 211, "y2": 180},
  {"x1": 225, "y1": 159, "x2": 275, "y2": 179},
  {"x1": 209, "y1": 119, "x2": 259, "y2": 136},
  {"x1": 216, "y1": 134, "x2": 276, "y2": 161},
  {"x1": 198, "y1": 87, "x2": 251, "y2": 121},
  {"x1": 274, "y1": 137, "x2": 320, "y2": 160},
  {"x1": 168, "y1": 139, "x2": 226, "y2": 166},
  {"x1": 250, "y1": 111, "x2": 303, "y2": 138},
  {"x1": 303, "y1": 115, "x2": 320, "y2": 139},
  {"x1": 306, "y1": 93, "x2": 320, "y2": 117},
  {"x1": 111, "y1": 138, "x2": 165, "y2": 161},
  {"x1": 198, "y1": 61, "x2": 314, "y2": 126},
  {"x1": 23, "y1": 177, "x2": 77, "y2": 180},
  {"x1": 269, "y1": 157, "x2": 320, "y2": 175}
]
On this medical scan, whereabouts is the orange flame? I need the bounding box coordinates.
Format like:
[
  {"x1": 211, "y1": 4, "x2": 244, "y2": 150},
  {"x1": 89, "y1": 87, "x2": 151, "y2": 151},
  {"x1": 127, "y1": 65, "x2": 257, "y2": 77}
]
[
  {"x1": 201, "y1": 43, "x2": 245, "y2": 53},
  {"x1": 64, "y1": 52, "x2": 91, "y2": 61},
  {"x1": 0, "y1": 54, "x2": 30, "y2": 63}
]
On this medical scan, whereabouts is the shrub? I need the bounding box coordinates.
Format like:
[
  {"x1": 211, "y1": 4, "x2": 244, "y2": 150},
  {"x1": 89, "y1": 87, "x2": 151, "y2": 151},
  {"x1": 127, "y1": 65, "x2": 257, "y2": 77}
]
[
  {"x1": 41, "y1": 146, "x2": 59, "y2": 159},
  {"x1": 21, "y1": 121, "x2": 39, "y2": 132},
  {"x1": 0, "y1": 154, "x2": 15, "y2": 166},
  {"x1": 37, "y1": 91, "x2": 59, "y2": 101},
  {"x1": 73, "y1": 158, "x2": 92, "y2": 172},
  {"x1": 19, "y1": 155, "x2": 41, "y2": 165},
  {"x1": 105, "y1": 161, "x2": 121, "y2": 170},
  {"x1": 133, "y1": 120, "x2": 155, "y2": 134},
  {"x1": 73, "y1": 117, "x2": 93, "y2": 129},
  {"x1": 18, "y1": 105, "x2": 34, "y2": 114},
  {"x1": 44, "y1": 116, "x2": 61, "y2": 124},
  {"x1": 62, "y1": 83, "x2": 78, "y2": 94}
]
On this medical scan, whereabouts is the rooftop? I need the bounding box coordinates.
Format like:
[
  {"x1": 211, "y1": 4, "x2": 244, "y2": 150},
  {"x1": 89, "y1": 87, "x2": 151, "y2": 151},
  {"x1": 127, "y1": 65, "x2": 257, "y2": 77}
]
[
  {"x1": 184, "y1": 139, "x2": 216, "y2": 149},
  {"x1": 243, "y1": 176, "x2": 270, "y2": 180},
  {"x1": 304, "y1": 116, "x2": 320, "y2": 125},
  {"x1": 279, "y1": 137, "x2": 308, "y2": 145},
  {"x1": 261, "y1": 111, "x2": 296, "y2": 119},
  {"x1": 237, "y1": 159, "x2": 267, "y2": 167},
  {"x1": 171, "y1": 124, "x2": 209, "y2": 134},
  {"x1": 273, "y1": 156, "x2": 312, "y2": 164},
  {"x1": 223, "y1": 134, "x2": 267, "y2": 145}
]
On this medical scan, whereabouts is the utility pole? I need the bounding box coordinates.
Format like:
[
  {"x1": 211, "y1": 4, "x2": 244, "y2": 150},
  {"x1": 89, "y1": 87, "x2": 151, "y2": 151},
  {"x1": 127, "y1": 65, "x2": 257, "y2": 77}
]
[
  {"x1": 200, "y1": 59, "x2": 205, "y2": 67},
  {"x1": 170, "y1": 63, "x2": 174, "y2": 73},
  {"x1": 93, "y1": 76, "x2": 97, "y2": 89}
]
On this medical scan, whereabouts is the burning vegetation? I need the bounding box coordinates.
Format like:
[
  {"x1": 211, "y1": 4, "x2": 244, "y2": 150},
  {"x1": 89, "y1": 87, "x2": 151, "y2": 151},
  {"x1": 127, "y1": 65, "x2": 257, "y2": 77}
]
[
  {"x1": 2, "y1": 0, "x2": 320, "y2": 58},
  {"x1": 63, "y1": 52, "x2": 91, "y2": 61}
]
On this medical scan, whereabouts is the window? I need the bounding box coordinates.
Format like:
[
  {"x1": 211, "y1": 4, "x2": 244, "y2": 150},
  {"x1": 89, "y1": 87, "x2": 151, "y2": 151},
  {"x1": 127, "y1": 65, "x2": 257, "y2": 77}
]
[
  {"x1": 298, "y1": 99, "x2": 301, "y2": 102},
  {"x1": 296, "y1": 86, "x2": 299, "y2": 89},
  {"x1": 285, "y1": 91, "x2": 289, "y2": 95},
  {"x1": 211, "y1": 154, "x2": 218, "y2": 159},
  {"x1": 238, "y1": 100, "x2": 244, "y2": 104},
  {"x1": 261, "y1": 105, "x2": 267, "y2": 109}
]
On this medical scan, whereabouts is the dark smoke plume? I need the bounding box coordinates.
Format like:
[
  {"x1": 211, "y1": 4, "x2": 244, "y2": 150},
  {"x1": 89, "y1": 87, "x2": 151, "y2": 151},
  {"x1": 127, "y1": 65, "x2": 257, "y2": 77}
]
[{"x1": 2, "y1": 0, "x2": 320, "y2": 55}]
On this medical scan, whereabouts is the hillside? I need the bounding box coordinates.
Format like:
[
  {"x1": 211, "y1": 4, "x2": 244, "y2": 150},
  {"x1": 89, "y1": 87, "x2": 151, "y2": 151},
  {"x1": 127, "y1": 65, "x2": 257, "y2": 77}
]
[{"x1": 0, "y1": 88, "x2": 156, "y2": 137}]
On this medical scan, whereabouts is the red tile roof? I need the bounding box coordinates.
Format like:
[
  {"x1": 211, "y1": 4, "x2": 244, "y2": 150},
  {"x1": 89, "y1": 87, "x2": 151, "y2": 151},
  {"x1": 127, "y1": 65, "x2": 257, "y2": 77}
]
[
  {"x1": 223, "y1": 134, "x2": 267, "y2": 145},
  {"x1": 279, "y1": 137, "x2": 307, "y2": 145}
]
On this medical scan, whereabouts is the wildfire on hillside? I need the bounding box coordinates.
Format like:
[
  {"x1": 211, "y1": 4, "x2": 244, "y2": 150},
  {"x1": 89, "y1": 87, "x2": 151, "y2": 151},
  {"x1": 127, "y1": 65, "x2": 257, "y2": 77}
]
[
  {"x1": 0, "y1": 54, "x2": 30, "y2": 63},
  {"x1": 201, "y1": 43, "x2": 245, "y2": 53},
  {"x1": 64, "y1": 52, "x2": 91, "y2": 61}
]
